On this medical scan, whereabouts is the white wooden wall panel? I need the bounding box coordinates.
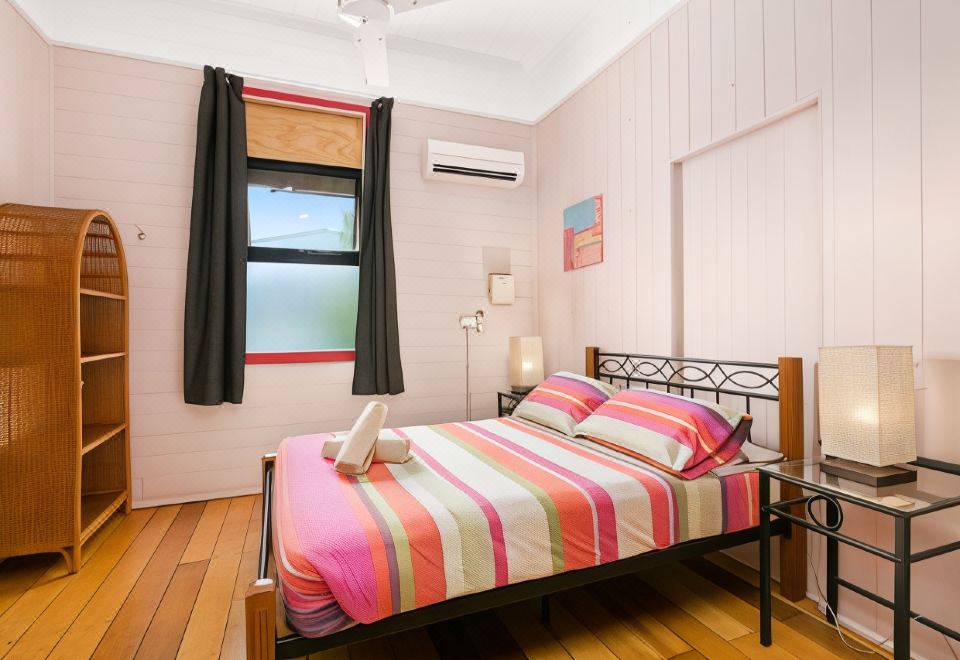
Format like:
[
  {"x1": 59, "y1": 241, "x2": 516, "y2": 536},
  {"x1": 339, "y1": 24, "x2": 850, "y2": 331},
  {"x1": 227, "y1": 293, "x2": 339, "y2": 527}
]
[
  {"x1": 536, "y1": 0, "x2": 960, "y2": 650},
  {"x1": 714, "y1": 147, "x2": 733, "y2": 359},
  {"x1": 52, "y1": 47, "x2": 538, "y2": 505},
  {"x1": 729, "y1": 140, "x2": 750, "y2": 361},
  {"x1": 762, "y1": 0, "x2": 796, "y2": 113},
  {"x1": 688, "y1": 0, "x2": 712, "y2": 150},
  {"x1": 872, "y1": 0, "x2": 922, "y2": 360},
  {"x1": 734, "y1": 0, "x2": 765, "y2": 129},
  {"x1": 700, "y1": 155, "x2": 719, "y2": 360},
  {"x1": 0, "y1": 0, "x2": 50, "y2": 205},
  {"x1": 635, "y1": 40, "x2": 655, "y2": 353},
  {"x1": 710, "y1": 0, "x2": 737, "y2": 140},
  {"x1": 668, "y1": 6, "x2": 691, "y2": 157},
  {"x1": 619, "y1": 50, "x2": 639, "y2": 353},
  {"x1": 604, "y1": 62, "x2": 623, "y2": 353},
  {"x1": 683, "y1": 157, "x2": 702, "y2": 355},
  {"x1": 793, "y1": 0, "x2": 834, "y2": 347},
  {"x1": 831, "y1": 0, "x2": 874, "y2": 346},
  {"x1": 782, "y1": 108, "x2": 820, "y2": 457},
  {"x1": 651, "y1": 24, "x2": 674, "y2": 354}
]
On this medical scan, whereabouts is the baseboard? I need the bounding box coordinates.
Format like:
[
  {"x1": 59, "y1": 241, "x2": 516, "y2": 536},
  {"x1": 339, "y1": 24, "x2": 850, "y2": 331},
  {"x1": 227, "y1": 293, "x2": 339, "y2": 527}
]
[{"x1": 132, "y1": 485, "x2": 261, "y2": 509}]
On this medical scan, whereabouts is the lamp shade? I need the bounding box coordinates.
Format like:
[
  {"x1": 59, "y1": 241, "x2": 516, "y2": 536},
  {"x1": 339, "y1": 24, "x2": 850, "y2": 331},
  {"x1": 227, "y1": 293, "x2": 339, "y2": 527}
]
[
  {"x1": 818, "y1": 345, "x2": 916, "y2": 467},
  {"x1": 509, "y1": 336, "x2": 544, "y2": 390}
]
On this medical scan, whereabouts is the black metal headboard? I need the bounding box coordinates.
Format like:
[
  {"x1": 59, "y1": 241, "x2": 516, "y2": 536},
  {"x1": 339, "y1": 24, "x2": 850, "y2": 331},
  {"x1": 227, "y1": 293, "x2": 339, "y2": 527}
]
[
  {"x1": 584, "y1": 347, "x2": 807, "y2": 602},
  {"x1": 589, "y1": 350, "x2": 782, "y2": 418}
]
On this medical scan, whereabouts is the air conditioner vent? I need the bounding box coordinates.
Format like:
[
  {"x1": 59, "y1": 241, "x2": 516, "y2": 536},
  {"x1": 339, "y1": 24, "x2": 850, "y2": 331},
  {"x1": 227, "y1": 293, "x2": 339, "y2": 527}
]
[
  {"x1": 431, "y1": 165, "x2": 519, "y2": 182},
  {"x1": 423, "y1": 139, "x2": 525, "y2": 189}
]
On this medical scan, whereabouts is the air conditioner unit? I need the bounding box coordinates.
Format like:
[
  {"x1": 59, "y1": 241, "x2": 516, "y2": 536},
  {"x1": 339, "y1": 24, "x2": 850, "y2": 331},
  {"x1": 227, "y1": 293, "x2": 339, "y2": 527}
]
[{"x1": 422, "y1": 139, "x2": 525, "y2": 189}]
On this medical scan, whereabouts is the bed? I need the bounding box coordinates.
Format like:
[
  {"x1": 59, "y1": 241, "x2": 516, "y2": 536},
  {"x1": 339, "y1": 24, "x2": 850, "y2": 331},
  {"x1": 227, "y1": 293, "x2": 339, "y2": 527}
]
[{"x1": 244, "y1": 348, "x2": 808, "y2": 660}]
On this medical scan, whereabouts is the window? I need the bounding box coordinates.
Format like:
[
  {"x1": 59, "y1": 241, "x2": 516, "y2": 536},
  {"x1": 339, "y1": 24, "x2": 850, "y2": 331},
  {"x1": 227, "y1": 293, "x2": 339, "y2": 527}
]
[{"x1": 245, "y1": 158, "x2": 362, "y2": 362}]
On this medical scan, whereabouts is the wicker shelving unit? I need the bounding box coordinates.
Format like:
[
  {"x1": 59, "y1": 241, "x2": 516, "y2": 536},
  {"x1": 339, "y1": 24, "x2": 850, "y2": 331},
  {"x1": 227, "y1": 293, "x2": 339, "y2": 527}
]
[{"x1": 0, "y1": 204, "x2": 130, "y2": 573}]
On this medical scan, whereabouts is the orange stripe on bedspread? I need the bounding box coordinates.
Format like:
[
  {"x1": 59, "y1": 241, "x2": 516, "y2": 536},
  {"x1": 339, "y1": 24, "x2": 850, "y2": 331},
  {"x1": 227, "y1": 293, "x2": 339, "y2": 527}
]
[
  {"x1": 365, "y1": 463, "x2": 447, "y2": 608},
  {"x1": 499, "y1": 417, "x2": 677, "y2": 548},
  {"x1": 444, "y1": 424, "x2": 597, "y2": 570}
]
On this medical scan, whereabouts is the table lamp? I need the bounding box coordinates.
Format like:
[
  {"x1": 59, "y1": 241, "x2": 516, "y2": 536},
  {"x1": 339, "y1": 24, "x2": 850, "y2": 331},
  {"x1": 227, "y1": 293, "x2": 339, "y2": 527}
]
[
  {"x1": 509, "y1": 336, "x2": 544, "y2": 394},
  {"x1": 818, "y1": 345, "x2": 917, "y2": 486}
]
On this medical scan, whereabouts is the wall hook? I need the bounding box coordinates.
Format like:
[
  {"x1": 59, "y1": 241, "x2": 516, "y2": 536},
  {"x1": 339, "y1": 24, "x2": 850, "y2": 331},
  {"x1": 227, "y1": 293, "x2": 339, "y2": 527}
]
[{"x1": 135, "y1": 225, "x2": 146, "y2": 240}]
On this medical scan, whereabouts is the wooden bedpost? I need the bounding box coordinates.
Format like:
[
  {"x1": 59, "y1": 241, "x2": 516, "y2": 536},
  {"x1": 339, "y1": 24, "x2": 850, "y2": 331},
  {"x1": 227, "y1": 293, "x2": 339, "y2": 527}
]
[
  {"x1": 246, "y1": 454, "x2": 277, "y2": 660},
  {"x1": 586, "y1": 346, "x2": 600, "y2": 379},
  {"x1": 245, "y1": 578, "x2": 276, "y2": 660},
  {"x1": 777, "y1": 356, "x2": 807, "y2": 601}
]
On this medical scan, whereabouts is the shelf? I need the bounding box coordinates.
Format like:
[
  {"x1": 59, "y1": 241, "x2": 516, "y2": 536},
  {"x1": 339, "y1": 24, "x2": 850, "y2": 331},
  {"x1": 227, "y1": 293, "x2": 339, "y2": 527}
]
[
  {"x1": 80, "y1": 288, "x2": 126, "y2": 301},
  {"x1": 79, "y1": 490, "x2": 126, "y2": 544},
  {"x1": 80, "y1": 351, "x2": 125, "y2": 364},
  {"x1": 81, "y1": 423, "x2": 126, "y2": 455}
]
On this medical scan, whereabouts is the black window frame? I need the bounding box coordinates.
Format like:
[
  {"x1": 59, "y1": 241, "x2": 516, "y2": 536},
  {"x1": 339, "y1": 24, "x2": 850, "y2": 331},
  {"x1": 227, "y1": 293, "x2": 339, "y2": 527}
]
[{"x1": 246, "y1": 157, "x2": 362, "y2": 267}]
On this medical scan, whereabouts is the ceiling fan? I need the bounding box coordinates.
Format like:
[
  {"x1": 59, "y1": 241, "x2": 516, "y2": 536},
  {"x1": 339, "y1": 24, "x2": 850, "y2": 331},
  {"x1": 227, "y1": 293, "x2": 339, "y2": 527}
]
[{"x1": 337, "y1": 0, "x2": 451, "y2": 87}]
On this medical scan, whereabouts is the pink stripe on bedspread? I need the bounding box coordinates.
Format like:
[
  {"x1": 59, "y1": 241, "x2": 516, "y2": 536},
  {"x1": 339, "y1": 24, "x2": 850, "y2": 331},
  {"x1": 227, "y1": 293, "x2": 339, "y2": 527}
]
[{"x1": 277, "y1": 437, "x2": 380, "y2": 625}]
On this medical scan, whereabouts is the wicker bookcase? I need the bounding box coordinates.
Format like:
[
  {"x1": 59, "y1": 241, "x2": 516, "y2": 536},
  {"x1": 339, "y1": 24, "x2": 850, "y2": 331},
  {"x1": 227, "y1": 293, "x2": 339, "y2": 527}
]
[{"x1": 0, "y1": 204, "x2": 130, "y2": 573}]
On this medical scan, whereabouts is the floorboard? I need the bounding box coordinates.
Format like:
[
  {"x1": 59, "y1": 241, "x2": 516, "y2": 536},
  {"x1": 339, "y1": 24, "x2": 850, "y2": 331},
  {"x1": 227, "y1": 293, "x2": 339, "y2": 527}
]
[
  {"x1": 93, "y1": 502, "x2": 205, "y2": 660},
  {"x1": 0, "y1": 498, "x2": 893, "y2": 659}
]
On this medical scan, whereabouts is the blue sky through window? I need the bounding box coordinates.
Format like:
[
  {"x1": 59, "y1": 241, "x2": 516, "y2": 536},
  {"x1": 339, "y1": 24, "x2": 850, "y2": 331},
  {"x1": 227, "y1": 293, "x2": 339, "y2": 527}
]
[{"x1": 248, "y1": 186, "x2": 356, "y2": 251}]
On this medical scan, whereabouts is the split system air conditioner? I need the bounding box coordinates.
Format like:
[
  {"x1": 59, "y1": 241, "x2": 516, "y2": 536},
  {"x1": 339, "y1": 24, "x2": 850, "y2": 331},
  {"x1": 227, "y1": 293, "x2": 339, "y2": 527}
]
[{"x1": 422, "y1": 139, "x2": 525, "y2": 189}]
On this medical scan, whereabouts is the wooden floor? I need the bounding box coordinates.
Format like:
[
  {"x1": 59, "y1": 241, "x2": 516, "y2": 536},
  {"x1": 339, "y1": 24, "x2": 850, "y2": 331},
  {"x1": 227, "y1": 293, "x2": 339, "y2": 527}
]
[{"x1": 0, "y1": 496, "x2": 890, "y2": 660}]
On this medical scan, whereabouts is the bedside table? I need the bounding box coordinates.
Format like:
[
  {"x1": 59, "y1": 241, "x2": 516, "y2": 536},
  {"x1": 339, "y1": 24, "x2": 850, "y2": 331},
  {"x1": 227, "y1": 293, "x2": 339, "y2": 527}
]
[
  {"x1": 758, "y1": 458, "x2": 960, "y2": 660},
  {"x1": 497, "y1": 391, "x2": 527, "y2": 417}
]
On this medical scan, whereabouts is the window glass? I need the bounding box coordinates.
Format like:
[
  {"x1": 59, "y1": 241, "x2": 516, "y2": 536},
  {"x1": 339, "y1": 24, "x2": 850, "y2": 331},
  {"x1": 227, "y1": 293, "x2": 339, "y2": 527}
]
[
  {"x1": 246, "y1": 262, "x2": 359, "y2": 353},
  {"x1": 248, "y1": 168, "x2": 358, "y2": 252}
]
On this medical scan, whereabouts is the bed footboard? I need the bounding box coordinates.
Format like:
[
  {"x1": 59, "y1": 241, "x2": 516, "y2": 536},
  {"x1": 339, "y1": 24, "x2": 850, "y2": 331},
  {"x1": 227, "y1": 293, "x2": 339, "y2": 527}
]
[
  {"x1": 247, "y1": 454, "x2": 277, "y2": 660},
  {"x1": 245, "y1": 578, "x2": 276, "y2": 660}
]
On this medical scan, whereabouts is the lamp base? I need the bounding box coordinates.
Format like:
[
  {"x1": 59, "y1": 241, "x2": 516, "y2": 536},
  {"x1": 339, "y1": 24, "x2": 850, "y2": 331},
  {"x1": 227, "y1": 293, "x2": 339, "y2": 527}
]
[
  {"x1": 821, "y1": 457, "x2": 918, "y2": 487},
  {"x1": 510, "y1": 386, "x2": 534, "y2": 395}
]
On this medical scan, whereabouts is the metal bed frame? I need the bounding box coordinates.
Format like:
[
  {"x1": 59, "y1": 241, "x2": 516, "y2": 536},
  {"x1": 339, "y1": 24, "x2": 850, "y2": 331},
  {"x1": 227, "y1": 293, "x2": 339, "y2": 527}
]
[{"x1": 244, "y1": 347, "x2": 808, "y2": 659}]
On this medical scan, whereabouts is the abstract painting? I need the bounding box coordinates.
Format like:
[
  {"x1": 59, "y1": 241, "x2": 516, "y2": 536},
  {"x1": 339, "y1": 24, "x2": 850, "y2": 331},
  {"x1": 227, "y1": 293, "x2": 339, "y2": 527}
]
[{"x1": 563, "y1": 194, "x2": 603, "y2": 271}]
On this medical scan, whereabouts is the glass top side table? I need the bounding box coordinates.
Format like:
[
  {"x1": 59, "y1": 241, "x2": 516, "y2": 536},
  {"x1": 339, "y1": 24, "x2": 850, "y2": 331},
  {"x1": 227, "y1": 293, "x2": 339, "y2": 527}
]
[{"x1": 758, "y1": 457, "x2": 960, "y2": 660}]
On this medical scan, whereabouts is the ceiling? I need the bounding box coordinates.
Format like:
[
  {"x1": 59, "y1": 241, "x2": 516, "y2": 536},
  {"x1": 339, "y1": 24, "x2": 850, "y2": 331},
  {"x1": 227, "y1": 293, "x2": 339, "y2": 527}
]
[{"x1": 13, "y1": 0, "x2": 680, "y2": 123}]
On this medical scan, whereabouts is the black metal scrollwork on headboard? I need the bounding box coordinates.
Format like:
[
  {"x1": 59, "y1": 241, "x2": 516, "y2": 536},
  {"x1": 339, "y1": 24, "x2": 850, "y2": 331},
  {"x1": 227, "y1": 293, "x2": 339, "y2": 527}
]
[
  {"x1": 593, "y1": 351, "x2": 784, "y2": 446},
  {"x1": 595, "y1": 352, "x2": 780, "y2": 404}
]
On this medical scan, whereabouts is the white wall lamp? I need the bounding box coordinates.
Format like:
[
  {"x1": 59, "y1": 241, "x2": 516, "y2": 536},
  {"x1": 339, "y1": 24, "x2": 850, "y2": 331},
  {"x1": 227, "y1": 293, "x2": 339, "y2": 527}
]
[{"x1": 459, "y1": 310, "x2": 485, "y2": 420}]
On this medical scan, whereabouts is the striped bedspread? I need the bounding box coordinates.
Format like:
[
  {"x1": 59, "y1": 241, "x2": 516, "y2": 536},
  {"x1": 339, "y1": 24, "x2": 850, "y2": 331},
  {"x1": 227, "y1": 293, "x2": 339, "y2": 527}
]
[{"x1": 273, "y1": 416, "x2": 759, "y2": 637}]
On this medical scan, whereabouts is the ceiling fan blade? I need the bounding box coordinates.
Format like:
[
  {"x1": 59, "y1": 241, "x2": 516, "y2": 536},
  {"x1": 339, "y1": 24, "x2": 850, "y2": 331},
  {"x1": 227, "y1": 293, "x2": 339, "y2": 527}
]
[
  {"x1": 351, "y1": 20, "x2": 390, "y2": 87},
  {"x1": 389, "y1": 0, "x2": 452, "y2": 14}
]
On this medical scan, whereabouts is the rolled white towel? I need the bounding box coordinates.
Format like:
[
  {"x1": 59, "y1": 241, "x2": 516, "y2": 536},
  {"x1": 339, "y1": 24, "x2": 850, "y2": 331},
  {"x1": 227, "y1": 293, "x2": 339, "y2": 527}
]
[
  {"x1": 322, "y1": 431, "x2": 410, "y2": 464},
  {"x1": 334, "y1": 401, "x2": 388, "y2": 475}
]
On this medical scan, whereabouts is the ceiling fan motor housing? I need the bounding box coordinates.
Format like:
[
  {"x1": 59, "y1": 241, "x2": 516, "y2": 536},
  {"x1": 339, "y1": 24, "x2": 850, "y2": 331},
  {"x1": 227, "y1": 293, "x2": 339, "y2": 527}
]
[{"x1": 339, "y1": 0, "x2": 391, "y2": 22}]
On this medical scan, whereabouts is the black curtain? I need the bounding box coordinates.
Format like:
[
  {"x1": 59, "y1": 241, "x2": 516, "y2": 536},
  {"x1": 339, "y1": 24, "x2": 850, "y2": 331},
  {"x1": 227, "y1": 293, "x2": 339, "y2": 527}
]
[
  {"x1": 184, "y1": 66, "x2": 248, "y2": 405},
  {"x1": 353, "y1": 97, "x2": 405, "y2": 395}
]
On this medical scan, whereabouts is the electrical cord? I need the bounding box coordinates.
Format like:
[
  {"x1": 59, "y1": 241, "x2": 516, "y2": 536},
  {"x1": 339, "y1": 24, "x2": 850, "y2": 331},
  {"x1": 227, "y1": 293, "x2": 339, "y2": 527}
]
[
  {"x1": 946, "y1": 637, "x2": 960, "y2": 660},
  {"x1": 807, "y1": 548, "x2": 889, "y2": 654},
  {"x1": 806, "y1": 496, "x2": 891, "y2": 655}
]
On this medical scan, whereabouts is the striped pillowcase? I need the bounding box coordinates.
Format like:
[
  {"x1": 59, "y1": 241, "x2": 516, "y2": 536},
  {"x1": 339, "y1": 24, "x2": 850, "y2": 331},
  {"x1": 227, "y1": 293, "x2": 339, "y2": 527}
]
[
  {"x1": 574, "y1": 389, "x2": 752, "y2": 479},
  {"x1": 511, "y1": 372, "x2": 619, "y2": 436}
]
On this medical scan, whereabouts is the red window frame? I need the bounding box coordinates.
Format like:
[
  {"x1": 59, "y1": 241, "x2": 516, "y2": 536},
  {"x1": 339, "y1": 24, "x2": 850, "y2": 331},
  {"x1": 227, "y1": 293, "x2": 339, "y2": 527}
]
[{"x1": 243, "y1": 88, "x2": 368, "y2": 365}]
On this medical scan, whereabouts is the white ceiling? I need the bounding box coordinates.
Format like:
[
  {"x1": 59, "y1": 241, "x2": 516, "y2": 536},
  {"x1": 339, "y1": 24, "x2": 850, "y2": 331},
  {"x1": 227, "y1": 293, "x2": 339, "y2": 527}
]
[
  {"x1": 223, "y1": 0, "x2": 602, "y2": 70},
  {"x1": 13, "y1": 0, "x2": 680, "y2": 123}
]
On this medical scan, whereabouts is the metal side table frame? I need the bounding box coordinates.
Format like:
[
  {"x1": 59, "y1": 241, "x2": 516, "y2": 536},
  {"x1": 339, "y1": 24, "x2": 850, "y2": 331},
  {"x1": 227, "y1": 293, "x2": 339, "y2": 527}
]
[{"x1": 759, "y1": 457, "x2": 960, "y2": 660}]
